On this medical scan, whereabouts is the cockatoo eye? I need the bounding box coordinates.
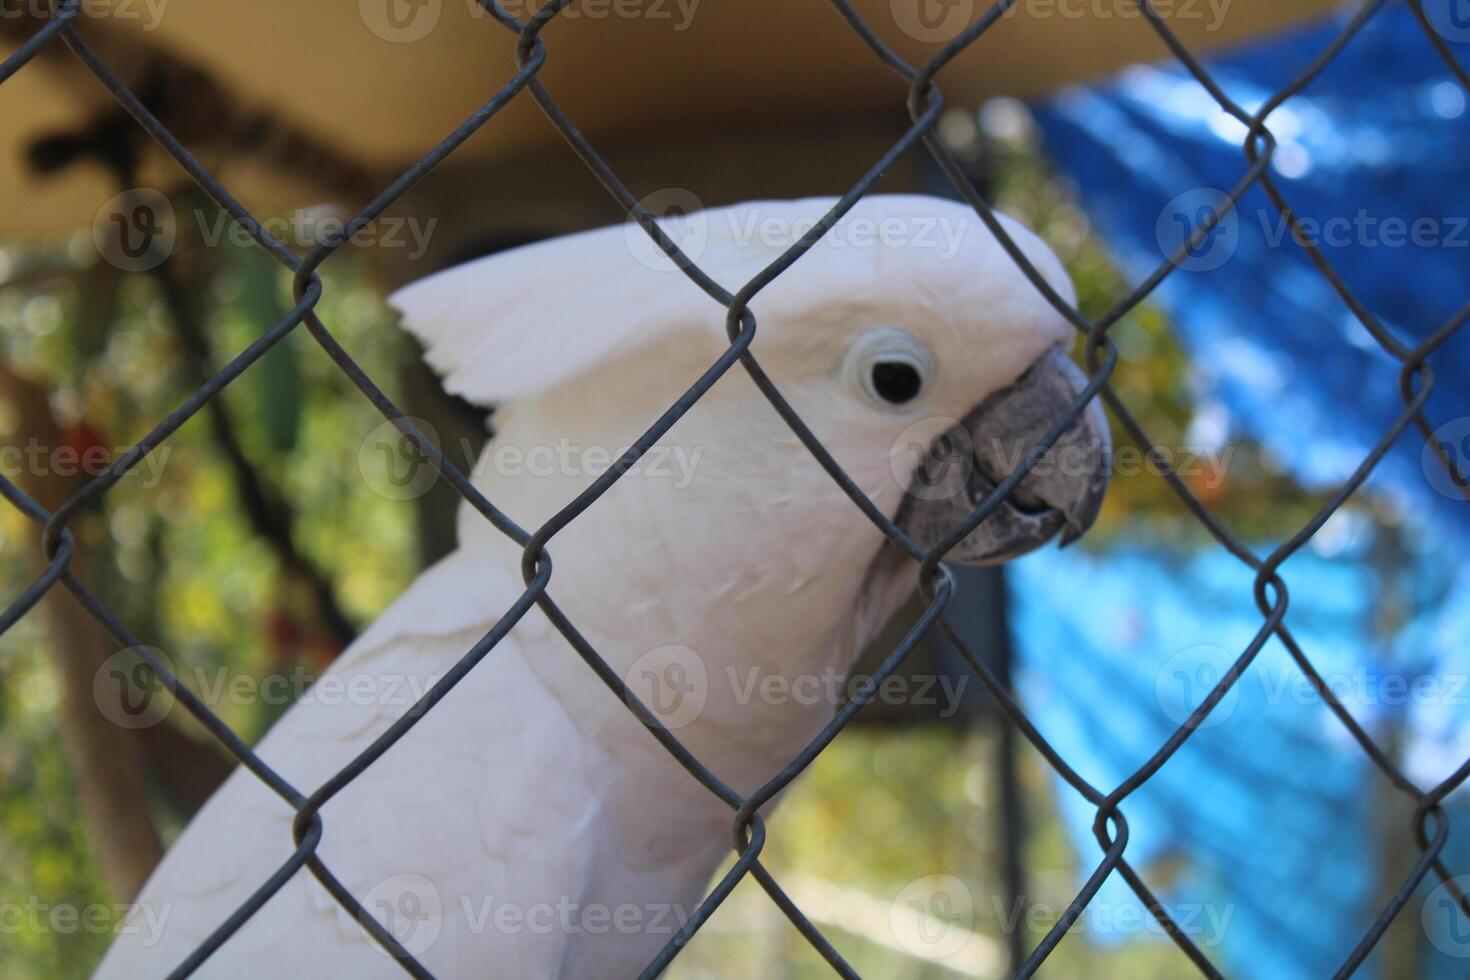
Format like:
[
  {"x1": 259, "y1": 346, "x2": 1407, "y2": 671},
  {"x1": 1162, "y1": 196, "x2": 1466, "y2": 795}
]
[
  {"x1": 870, "y1": 361, "x2": 923, "y2": 404},
  {"x1": 849, "y1": 327, "x2": 933, "y2": 408}
]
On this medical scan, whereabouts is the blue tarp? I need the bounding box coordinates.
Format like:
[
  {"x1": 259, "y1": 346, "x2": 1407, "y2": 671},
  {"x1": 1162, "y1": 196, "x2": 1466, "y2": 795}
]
[
  {"x1": 1010, "y1": 532, "x2": 1470, "y2": 977},
  {"x1": 1015, "y1": 5, "x2": 1470, "y2": 976},
  {"x1": 1010, "y1": 543, "x2": 1381, "y2": 978},
  {"x1": 1032, "y1": 5, "x2": 1470, "y2": 540}
]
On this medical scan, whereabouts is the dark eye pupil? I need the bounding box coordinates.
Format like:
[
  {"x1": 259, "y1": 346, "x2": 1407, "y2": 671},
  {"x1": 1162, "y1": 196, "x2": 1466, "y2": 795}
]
[{"x1": 871, "y1": 361, "x2": 922, "y2": 404}]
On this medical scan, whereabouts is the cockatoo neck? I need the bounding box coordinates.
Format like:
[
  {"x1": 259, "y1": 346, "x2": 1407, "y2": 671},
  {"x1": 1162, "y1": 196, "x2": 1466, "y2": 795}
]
[{"x1": 455, "y1": 371, "x2": 917, "y2": 765}]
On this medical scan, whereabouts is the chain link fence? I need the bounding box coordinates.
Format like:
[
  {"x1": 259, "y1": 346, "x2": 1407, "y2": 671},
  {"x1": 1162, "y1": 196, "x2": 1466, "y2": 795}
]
[{"x1": 3, "y1": 0, "x2": 1470, "y2": 976}]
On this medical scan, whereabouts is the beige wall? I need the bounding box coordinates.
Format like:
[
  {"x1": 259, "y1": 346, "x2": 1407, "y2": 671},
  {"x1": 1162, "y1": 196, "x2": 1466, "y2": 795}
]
[{"x1": 1, "y1": 0, "x2": 1338, "y2": 235}]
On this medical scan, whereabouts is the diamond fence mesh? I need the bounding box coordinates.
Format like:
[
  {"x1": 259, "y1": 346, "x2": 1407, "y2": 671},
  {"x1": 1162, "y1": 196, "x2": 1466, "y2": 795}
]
[{"x1": 3, "y1": 0, "x2": 1470, "y2": 976}]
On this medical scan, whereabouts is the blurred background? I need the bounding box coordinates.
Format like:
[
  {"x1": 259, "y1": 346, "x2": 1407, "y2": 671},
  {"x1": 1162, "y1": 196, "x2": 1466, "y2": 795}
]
[{"x1": 2, "y1": 1, "x2": 1469, "y2": 977}]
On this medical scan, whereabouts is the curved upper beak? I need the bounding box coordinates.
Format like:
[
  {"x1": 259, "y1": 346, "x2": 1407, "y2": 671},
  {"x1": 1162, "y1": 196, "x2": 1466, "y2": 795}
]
[{"x1": 894, "y1": 346, "x2": 1111, "y2": 564}]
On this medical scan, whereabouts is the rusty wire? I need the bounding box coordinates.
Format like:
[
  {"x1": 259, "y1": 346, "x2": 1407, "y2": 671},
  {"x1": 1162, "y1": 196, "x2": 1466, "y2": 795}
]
[{"x1": 3, "y1": 0, "x2": 1470, "y2": 976}]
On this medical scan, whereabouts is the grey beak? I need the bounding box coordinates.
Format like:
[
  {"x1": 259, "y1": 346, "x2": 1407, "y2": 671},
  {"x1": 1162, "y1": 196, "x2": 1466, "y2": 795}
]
[{"x1": 894, "y1": 346, "x2": 1110, "y2": 564}]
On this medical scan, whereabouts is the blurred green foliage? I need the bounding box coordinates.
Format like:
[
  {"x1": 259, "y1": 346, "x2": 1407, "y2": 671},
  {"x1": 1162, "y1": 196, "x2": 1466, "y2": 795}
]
[
  {"x1": 0, "y1": 221, "x2": 418, "y2": 977},
  {"x1": 669, "y1": 726, "x2": 1193, "y2": 980}
]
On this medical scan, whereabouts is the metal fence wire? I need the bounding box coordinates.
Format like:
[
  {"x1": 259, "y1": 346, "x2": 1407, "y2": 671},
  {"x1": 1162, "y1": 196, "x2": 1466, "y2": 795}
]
[{"x1": 3, "y1": 0, "x2": 1470, "y2": 976}]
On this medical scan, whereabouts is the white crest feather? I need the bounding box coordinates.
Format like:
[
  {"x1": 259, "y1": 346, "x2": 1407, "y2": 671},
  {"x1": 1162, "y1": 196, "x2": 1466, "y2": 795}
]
[{"x1": 389, "y1": 194, "x2": 1072, "y2": 406}]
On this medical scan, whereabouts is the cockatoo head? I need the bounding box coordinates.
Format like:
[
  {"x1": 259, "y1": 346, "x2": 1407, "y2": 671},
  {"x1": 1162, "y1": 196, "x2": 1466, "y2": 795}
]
[
  {"x1": 391, "y1": 195, "x2": 1110, "y2": 785},
  {"x1": 393, "y1": 195, "x2": 1108, "y2": 577}
]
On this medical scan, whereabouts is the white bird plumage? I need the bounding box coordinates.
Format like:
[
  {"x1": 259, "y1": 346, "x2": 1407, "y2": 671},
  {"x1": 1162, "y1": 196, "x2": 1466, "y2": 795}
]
[{"x1": 95, "y1": 195, "x2": 1090, "y2": 979}]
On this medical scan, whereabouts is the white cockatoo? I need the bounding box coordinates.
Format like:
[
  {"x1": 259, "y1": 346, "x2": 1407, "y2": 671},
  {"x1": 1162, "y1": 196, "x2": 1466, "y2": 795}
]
[{"x1": 95, "y1": 195, "x2": 1108, "y2": 978}]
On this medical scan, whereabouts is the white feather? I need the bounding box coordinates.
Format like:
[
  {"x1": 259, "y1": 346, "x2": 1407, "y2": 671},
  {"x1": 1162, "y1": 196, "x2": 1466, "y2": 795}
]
[{"x1": 388, "y1": 195, "x2": 1074, "y2": 406}]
